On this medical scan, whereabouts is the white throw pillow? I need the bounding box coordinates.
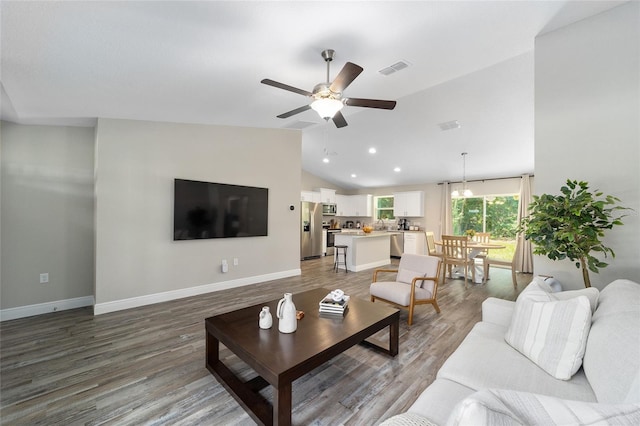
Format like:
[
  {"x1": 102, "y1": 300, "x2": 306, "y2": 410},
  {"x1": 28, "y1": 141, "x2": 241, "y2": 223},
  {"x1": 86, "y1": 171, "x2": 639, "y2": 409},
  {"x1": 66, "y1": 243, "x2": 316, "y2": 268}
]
[
  {"x1": 397, "y1": 268, "x2": 426, "y2": 287},
  {"x1": 529, "y1": 277, "x2": 600, "y2": 312},
  {"x1": 446, "y1": 389, "x2": 640, "y2": 426},
  {"x1": 505, "y1": 282, "x2": 592, "y2": 380}
]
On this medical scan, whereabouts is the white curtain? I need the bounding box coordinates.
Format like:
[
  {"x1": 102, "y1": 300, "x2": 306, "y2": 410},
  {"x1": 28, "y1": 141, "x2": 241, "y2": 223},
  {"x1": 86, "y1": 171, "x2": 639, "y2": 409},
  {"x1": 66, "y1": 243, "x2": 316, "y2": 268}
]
[
  {"x1": 440, "y1": 182, "x2": 453, "y2": 239},
  {"x1": 515, "y1": 174, "x2": 534, "y2": 273}
]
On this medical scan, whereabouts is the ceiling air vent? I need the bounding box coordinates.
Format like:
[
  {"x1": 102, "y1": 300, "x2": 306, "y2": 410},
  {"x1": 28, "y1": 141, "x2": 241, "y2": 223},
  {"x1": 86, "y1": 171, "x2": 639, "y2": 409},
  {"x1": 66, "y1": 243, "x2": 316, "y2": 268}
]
[
  {"x1": 438, "y1": 120, "x2": 461, "y2": 131},
  {"x1": 378, "y1": 60, "x2": 410, "y2": 76}
]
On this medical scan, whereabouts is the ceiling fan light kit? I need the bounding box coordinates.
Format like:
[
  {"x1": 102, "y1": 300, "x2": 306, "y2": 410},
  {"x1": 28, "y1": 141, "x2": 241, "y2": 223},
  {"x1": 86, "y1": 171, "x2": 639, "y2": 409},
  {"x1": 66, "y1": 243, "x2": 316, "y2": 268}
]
[
  {"x1": 261, "y1": 49, "x2": 396, "y2": 128},
  {"x1": 310, "y1": 97, "x2": 343, "y2": 119}
]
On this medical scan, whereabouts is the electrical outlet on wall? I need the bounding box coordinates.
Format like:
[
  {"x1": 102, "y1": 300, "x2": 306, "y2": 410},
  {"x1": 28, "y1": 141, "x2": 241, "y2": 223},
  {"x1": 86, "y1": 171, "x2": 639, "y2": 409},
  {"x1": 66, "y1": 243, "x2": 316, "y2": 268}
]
[
  {"x1": 221, "y1": 259, "x2": 228, "y2": 273},
  {"x1": 233, "y1": 258, "x2": 238, "y2": 266},
  {"x1": 40, "y1": 273, "x2": 49, "y2": 284}
]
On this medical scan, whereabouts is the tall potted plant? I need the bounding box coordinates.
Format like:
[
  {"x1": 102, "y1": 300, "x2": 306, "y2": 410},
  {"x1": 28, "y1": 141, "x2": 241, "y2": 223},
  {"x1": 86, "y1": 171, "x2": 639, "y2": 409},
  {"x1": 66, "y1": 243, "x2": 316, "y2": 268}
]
[{"x1": 517, "y1": 179, "x2": 630, "y2": 287}]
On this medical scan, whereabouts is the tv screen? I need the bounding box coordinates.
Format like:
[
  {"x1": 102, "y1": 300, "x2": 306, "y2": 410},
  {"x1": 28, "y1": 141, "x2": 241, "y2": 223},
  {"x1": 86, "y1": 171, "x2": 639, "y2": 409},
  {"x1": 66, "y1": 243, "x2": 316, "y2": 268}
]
[{"x1": 173, "y1": 179, "x2": 268, "y2": 240}]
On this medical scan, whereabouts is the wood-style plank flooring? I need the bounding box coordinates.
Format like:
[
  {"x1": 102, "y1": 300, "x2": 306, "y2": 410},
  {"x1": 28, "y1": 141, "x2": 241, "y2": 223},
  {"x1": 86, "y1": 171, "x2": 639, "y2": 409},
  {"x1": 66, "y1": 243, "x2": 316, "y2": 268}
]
[{"x1": 1, "y1": 256, "x2": 530, "y2": 425}]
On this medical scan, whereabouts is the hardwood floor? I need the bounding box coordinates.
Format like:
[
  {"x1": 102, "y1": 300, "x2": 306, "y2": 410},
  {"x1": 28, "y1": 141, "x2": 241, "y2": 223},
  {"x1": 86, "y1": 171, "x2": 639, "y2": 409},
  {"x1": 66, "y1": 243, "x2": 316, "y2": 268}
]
[{"x1": 1, "y1": 256, "x2": 530, "y2": 425}]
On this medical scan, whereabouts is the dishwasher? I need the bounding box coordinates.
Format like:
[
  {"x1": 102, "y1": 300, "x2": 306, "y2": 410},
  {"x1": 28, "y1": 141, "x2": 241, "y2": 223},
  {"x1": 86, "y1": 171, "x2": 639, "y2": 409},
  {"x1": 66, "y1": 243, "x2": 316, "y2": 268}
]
[{"x1": 390, "y1": 232, "x2": 403, "y2": 258}]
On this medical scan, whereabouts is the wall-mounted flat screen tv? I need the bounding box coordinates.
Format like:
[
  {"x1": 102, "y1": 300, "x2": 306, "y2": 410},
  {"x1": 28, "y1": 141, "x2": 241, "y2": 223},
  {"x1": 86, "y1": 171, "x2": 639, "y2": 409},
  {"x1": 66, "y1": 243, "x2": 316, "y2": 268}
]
[{"x1": 174, "y1": 179, "x2": 268, "y2": 240}]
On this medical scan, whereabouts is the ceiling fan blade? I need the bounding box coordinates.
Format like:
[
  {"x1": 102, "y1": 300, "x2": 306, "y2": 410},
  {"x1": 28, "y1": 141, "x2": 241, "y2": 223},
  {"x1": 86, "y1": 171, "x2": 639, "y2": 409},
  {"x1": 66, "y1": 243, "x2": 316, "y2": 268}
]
[
  {"x1": 261, "y1": 79, "x2": 313, "y2": 97},
  {"x1": 329, "y1": 62, "x2": 363, "y2": 93},
  {"x1": 276, "y1": 104, "x2": 311, "y2": 119},
  {"x1": 332, "y1": 111, "x2": 348, "y2": 128},
  {"x1": 344, "y1": 98, "x2": 397, "y2": 110}
]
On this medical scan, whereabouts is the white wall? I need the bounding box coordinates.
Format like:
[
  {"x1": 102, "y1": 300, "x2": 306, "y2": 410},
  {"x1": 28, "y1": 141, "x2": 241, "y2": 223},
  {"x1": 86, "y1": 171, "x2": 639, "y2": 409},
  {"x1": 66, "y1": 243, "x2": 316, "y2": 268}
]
[
  {"x1": 1, "y1": 122, "x2": 95, "y2": 314},
  {"x1": 534, "y1": 2, "x2": 640, "y2": 289},
  {"x1": 94, "y1": 118, "x2": 302, "y2": 313}
]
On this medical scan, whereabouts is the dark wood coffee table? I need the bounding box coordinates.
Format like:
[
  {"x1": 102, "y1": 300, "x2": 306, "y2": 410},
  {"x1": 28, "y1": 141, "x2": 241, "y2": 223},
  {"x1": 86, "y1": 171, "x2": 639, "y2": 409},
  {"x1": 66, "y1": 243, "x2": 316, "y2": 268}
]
[{"x1": 205, "y1": 287, "x2": 399, "y2": 426}]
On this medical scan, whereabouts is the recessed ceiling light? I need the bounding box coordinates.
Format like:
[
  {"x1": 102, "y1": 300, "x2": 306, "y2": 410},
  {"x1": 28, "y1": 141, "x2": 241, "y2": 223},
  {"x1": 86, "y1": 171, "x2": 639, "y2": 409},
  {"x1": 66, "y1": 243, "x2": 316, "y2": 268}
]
[
  {"x1": 394, "y1": 167, "x2": 401, "y2": 172},
  {"x1": 369, "y1": 147, "x2": 377, "y2": 154},
  {"x1": 351, "y1": 174, "x2": 357, "y2": 178},
  {"x1": 323, "y1": 158, "x2": 330, "y2": 163}
]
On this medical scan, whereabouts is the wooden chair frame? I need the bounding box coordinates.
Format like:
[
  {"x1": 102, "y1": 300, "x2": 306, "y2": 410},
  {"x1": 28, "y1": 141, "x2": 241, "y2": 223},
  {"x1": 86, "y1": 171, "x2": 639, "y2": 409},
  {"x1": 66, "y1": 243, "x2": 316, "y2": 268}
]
[
  {"x1": 441, "y1": 235, "x2": 474, "y2": 288},
  {"x1": 371, "y1": 259, "x2": 442, "y2": 326},
  {"x1": 472, "y1": 232, "x2": 491, "y2": 281},
  {"x1": 483, "y1": 256, "x2": 517, "y2": 288},
  {"x1": 425, "y1": 231, "x2": 443, "y2": 258}
]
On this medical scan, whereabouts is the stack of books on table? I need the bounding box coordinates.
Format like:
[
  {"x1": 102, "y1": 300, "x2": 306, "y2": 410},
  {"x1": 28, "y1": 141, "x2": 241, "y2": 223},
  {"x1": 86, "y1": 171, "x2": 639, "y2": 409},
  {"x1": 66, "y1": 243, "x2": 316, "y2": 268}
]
[{"x1": 319, "y1": 293, "x2": 350, "y2": 316}]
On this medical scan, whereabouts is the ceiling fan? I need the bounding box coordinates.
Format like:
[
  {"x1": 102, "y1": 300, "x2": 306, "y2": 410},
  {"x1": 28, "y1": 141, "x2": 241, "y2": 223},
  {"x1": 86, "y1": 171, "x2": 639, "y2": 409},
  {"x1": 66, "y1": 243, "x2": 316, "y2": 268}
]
[{"x1": 261, "y1": 49, "x2": 397, "y2": 128}]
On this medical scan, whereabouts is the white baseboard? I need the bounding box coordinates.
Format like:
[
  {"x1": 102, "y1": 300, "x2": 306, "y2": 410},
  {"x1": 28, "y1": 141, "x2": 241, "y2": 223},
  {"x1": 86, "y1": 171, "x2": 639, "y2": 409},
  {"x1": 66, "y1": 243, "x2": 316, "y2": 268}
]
[
  {"x1": 338, "y1": 259, "x2": 390, "y2": 273},
  {"x1": 94, "y1": 268, "x2": 301, "y2": 315},
  {"x1": 0, "y1": 296, "x2": 95, "y2": 322}
]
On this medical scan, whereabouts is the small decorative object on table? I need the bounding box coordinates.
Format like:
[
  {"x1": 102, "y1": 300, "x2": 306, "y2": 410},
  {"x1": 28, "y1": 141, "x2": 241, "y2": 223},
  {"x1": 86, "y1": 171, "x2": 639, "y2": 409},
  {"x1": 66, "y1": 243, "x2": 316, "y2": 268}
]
[
  {"x1": 277, "y1": 292, "x2": 297, "y2": 333},
  {"x1": 259, "y1": 306, "x2": 272, "y2": 329},
  {"x1": 362, "y1": 225, "x2": 373, "y2": 234},
  {"x1": 319, "y1": 289, "x2": 350, "y2": 316}
]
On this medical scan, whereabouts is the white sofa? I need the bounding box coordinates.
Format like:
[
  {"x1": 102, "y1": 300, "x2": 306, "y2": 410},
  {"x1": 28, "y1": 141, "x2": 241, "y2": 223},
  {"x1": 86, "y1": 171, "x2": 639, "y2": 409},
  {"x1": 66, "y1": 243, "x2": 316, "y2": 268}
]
[{"x1": 382, "y1": 279, "x2": 640, "y2": 425}]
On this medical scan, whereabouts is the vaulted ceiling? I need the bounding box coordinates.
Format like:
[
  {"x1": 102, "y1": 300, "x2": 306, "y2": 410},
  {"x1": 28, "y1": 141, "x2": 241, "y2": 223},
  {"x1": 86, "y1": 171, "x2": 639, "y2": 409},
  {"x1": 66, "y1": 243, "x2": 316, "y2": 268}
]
[{"x1": 1, "y1": 1, "x2": 626, "y2": 189}]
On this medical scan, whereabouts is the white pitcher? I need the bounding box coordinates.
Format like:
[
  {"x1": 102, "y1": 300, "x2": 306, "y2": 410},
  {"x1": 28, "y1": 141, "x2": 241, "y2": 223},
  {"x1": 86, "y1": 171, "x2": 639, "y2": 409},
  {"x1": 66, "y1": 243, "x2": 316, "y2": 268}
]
[
  {"x1": 276, "y1": 293, "x2": 297, "y2": 333},
  {"x1": 259, "y1": 306, "x2": 272, "y2": 329}
]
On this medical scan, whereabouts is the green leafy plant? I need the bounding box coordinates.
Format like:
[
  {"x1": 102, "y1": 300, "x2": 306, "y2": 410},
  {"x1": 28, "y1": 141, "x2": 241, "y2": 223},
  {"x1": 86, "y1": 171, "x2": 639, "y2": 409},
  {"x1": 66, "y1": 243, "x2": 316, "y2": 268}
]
[{"x1": 517, "y1": 179, "x2": 630, "y2": 287}]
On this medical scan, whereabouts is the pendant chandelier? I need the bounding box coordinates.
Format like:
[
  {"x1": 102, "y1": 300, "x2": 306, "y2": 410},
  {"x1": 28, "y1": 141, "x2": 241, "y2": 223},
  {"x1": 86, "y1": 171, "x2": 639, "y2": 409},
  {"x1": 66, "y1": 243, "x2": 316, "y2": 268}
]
[{"x1": 451, "y1": 152, "x2": 473, "y2": 198}]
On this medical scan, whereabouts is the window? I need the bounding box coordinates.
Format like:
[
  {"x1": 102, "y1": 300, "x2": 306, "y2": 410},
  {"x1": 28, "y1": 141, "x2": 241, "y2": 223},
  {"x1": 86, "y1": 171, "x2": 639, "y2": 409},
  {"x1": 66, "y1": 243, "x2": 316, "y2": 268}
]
[
  {"x1": 374, "y1": 196, "x2": 395, "y2": 221},
  {"x1": 452, "y1": 194, "x2": 519, "y2": 260}
]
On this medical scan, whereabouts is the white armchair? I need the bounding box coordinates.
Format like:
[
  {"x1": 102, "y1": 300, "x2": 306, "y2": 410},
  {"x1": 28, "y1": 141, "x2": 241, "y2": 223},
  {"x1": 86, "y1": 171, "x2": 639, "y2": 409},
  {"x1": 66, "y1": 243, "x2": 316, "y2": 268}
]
[{"x1": 370, "y1": 254, "x2": 442, "y2": 325}]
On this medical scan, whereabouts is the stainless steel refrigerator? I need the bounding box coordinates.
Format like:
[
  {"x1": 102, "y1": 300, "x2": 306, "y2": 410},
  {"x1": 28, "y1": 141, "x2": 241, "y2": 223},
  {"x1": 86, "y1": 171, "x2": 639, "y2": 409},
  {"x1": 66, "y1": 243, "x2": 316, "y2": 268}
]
[{"x1": 300, "y1": 201, "x2": 323, "y2": 260}]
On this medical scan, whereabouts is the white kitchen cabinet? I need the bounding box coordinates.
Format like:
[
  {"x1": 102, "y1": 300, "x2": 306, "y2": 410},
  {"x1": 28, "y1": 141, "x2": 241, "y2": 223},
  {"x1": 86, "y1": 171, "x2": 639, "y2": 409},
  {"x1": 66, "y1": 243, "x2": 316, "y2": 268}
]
[
  {"x1": 335, "y1": 194, "x2": 351, "y2": 216},
  {"x1": 335, "y1": 194, "x2": 372, "y2": 217},
  {"x1": 403, "y1": 232, "x2": 426, "y2": 255},
  {"x1": 351, "y1": 194, "x2": 372, "y2": 217},
  {"x1": 393, "y1": 191, "x2": 424, "y2": 217},
  {"x1": 301, "y1": 191, "x2": 314, "y2": 202},
  {"x1": 314, "y1": 188, "x2": 336, "y2": 204}
]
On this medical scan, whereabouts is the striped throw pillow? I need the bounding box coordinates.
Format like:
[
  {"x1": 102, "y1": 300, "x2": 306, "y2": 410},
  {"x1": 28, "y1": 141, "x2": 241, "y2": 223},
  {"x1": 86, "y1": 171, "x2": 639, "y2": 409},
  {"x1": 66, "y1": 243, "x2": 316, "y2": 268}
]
[
  {"x1": 447, "y1": 389, "x2": 640, "y2": 426},
  {"x1": 505, "y1": 283, "x2": 592, "y2": 380}
]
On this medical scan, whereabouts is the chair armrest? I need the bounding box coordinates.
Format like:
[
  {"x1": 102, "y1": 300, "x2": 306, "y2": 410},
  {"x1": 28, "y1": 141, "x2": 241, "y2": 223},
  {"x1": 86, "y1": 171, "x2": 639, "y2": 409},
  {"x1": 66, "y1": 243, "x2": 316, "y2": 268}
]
[
  {"x1": 481, "y1": 297, "x2": 515, "y2": 327},
  {"x1": 372, "y1": 269, "x2": 398, "y2": 282}
]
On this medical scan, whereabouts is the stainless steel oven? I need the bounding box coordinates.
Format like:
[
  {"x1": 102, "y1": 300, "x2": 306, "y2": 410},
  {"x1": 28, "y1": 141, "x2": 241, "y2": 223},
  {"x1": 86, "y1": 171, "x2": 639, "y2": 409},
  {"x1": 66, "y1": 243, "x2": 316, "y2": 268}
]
[{"x1": 326, "y1": 229, "x2": 341, "y2": 255}]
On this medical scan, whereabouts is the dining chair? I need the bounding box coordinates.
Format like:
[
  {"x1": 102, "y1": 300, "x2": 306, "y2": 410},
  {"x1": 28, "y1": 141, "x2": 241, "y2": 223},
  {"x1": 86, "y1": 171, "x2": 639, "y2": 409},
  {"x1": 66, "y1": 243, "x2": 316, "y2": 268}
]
[
  {"x1": 370, "y1": 254, "x2": 442, "y2": 325},
  {"x1": 425, "y1": 232, "x2": 443, "y2": 259},
  {"x1": 441, "y1": 235, "x2": 474, "y2": 288},
  {"x1": 483, "y1": 254, "x2": 517, "y2": 288},
  {"x1": 472, "y1": 232, "x2": 491, "y2": 279}
]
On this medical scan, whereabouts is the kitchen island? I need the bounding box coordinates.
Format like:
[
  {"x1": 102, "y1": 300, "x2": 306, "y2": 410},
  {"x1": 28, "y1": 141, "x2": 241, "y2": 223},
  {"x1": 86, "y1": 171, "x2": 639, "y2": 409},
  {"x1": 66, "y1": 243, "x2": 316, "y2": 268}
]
[{"x1": 333, "y1": 231, "x2": 396, "y2": 272}]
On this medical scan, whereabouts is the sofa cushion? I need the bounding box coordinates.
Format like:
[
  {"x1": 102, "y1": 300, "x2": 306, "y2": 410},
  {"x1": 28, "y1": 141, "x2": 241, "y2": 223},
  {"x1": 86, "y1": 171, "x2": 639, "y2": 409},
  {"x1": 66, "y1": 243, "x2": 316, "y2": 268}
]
[
  {"x1": 397, "y1": 268, "x2": 426, "y2": 287},
  {"x1": 408, "y1": 378, "x2": 477, "y2": 426},
  {"x1": 446, "y1": 389, "x2": 640, "y2": 426},
  {"x1": 583, "y1": 279, "x2": 640, "y2": 403},
  {"x1": 529, "y1": 276, "x2": 600, "y2": 312},
  {"x1": 505, "y1": 294, "x2": 592, "y2": 380},
  {"x1": 379, "y1": 413, "x2": 438, "y2": 426},
  {"x1": 370, "y1": 281, "x2": 433, "y2": 306},
  {"x1": 438, "y1": 321, "x2": 597, "y2": 402},
  {"x1": 505, "y1": 281, "x2": 593, "y2": 380}
]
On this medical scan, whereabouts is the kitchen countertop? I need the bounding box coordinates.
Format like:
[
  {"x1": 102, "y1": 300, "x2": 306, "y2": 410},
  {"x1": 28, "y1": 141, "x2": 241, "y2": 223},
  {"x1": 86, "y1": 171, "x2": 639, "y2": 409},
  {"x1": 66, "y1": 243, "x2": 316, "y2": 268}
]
[{"x1": 338, "y1": 231, "x2": 393, "y2": 237}]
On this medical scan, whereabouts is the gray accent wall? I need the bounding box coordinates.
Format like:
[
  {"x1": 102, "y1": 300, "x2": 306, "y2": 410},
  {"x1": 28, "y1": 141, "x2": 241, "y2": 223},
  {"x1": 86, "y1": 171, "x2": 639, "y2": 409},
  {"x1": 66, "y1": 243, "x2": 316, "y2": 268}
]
[
  {"x1": 534, "y1": 2, "x2": 640, "y2": 288},
  {"x1": 1, "y1": 122, "x2": 95, "y2": 309},
  {"x1": 94, "y1": 118, "x2": 302, "y2": 309}
]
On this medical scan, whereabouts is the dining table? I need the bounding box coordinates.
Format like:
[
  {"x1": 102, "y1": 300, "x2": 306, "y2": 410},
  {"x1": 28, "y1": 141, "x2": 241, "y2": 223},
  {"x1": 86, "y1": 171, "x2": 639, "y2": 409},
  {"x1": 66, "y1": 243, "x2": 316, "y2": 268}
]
[{"x1": 435, "y1": 240, "x2": 505, "y2": 283}]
